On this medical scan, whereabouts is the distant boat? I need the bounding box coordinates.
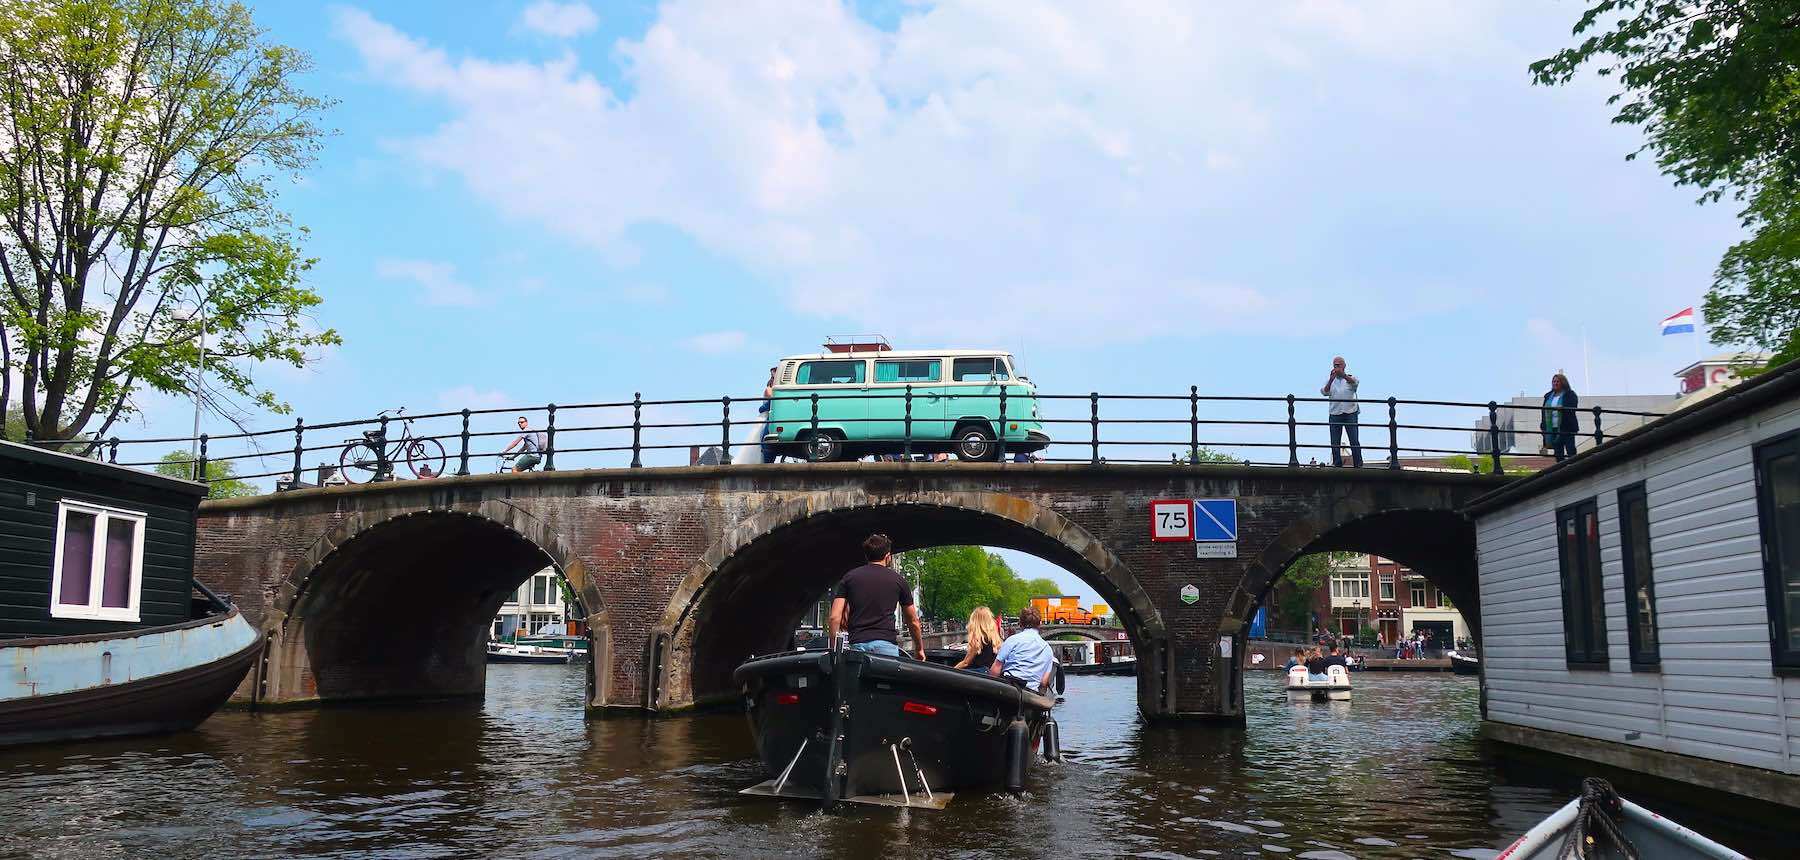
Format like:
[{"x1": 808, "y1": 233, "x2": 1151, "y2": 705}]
[
  {"x1": 1048, "y1": 639, "x2": 1136, "y2": 676},
  {"x1": 1497, "y1": 778, "x2": 1747, "y2": 859},
  {"x1": 485, "y1": 641, "x2": 572, "y2": 664},
  {"x1": 514, "y1": 621, "x2": 589, "y2": 655},
  {"x1": 1446, "y1": 650, "x2": 1480, "y2": 675}
]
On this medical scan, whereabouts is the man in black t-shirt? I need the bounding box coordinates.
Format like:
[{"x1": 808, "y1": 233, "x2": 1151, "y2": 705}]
[{"x1": 828, "y1": 533, "x2": 926, "y2": 660}]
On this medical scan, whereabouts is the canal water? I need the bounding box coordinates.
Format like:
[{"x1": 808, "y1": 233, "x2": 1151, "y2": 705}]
[{"x1": 0, "y1": 668, "x2": 1780, "y2": 858}]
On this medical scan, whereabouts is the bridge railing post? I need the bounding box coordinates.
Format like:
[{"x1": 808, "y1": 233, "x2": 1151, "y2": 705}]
[
  {"x1": 196, "y1": 433, "x2": 209, "y2": 485},
  {"x1": 997, "y1": 385, "x2": 1008, "y2": 463},
  {"x1": 1386, "y1": 397, "x2": 1399, "y2": 470},
  {"x1": 291, "y1": 418, "x2": 305, "y2": 484},
  {"x1": 630, "y1": 392, "x2": 643, "y2": 469},
  {"x1": 1089, "y1": 392, "x2": 1100, "y2": 465},
  {"x1": 545, "y1": 403, "x2": 557, "y2": 471},
  {"x1": 809, "y1": 392, "x2": 820, "y2": 458},
  {"x1": 1488, "y1": 401, "x2": 1502, "y2": 474},
  {"x1": 108, "y1": 437, "x2": 119, "y2": 464},
  {"x1": 457, "y1": 409, "x2": 471, "y2": 476},
  {"x1": 903, "y1": 384, "x2": 913, "y2": 460},
  {"x1": 1592, "y1": 405, "x2": 1605, "y2": 447},
  {"x1": 720, "y1": 396, "x2": 732, "y2": 465},
  {"x1": 374, "y1": 416, "x2": 391, "y2": 481},
  {"x1": 1286, "y1": 394, "x2": 1298, "y2": 466},
  {"x1": 1189, "y1": 385, "x2": 1199, "y2": 463}
]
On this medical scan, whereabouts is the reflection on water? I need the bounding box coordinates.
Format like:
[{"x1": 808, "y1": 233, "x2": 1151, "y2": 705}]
[{"x1": 0, "y1": 668, "x2": 1779, "y2": 858}]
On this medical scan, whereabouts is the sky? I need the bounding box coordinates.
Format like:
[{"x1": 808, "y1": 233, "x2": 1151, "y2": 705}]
[{"x1": 113, "y1": 1, "x2": 1748, "y2": 603}]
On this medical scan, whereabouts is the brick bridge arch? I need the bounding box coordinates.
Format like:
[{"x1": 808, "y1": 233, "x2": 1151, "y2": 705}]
[
  {"x1": 194, "y1": 463, "x2": 1500, "y2": 721},
  {"x1": 253, "y1": 499, "x2": 612, "y2": 708},
  {"x1": 645, "y1": 491, "x2": 1168, "y2": 715}
]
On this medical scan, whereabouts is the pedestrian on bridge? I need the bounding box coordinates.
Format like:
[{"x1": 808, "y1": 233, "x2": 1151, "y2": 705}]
[
  {"x1": 1321, "y1": 356, "x2": 1363, "y2": 468},
  {"x1": 501, "y1": 416, "x2": 548, "y2": 473},
  {"x1": 1540, "y1": 373, "x2": 1580, "y2": 462}
]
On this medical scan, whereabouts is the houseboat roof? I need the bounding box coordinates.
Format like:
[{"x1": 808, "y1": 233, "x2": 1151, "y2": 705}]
[
  {"x1": 1466, "y1": 357, "x2": 1800, "y2": 516},
  {"x1": 0, "y1": 439, "x2": 207, "y2": 497}
]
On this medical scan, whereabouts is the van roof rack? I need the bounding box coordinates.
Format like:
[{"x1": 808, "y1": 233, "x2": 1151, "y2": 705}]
[{"x1": 823, "y1": 335, "x2": 893, "y2": 354}]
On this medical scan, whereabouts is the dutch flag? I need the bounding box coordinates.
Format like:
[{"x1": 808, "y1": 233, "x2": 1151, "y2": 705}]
[{"x1": 1660, "y1": 307, "x2": 1696, "y2": 335}]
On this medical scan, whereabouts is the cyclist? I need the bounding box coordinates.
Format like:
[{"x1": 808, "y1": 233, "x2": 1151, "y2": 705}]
[{"x1": 501, "y1": 416, "x2": 548, "y2": 472}]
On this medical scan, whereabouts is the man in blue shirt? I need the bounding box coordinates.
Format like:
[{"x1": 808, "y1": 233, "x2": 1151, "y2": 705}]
[{"x1": 991, "y1": 605, "x2": 1055, "y2": 692}]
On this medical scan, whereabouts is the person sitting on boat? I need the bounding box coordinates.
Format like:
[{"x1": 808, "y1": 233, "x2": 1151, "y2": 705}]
[
  {"x1": 1284, "y1": 648, "x2": 1304, "y2": 671},
  {"x1": 1326, "y1": 644, "x2": 1351, "y2": 673},
  {"x1": 990, "y1": 605, "x2": 1055, "y2": 692},
  {"x1": 828, "y1": 533, "x2": 926, "y2": 660},
  {"x1": 955, "y1": 606, "x2": 1002, "y2": 672},
  {"x1": 1304, "y1": 647, "x2": 1331, "y2": 682}
]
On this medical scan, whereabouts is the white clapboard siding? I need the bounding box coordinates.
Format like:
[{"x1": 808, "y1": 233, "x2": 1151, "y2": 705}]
[{"x1": 1476, "y1": 396, "x2": 1800, "y2": 777}]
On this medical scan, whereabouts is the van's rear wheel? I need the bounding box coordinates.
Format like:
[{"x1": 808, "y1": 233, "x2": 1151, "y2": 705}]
[
  {"x1": 954, "y1": 424, "x2": 995, "y2": 461},
  {"x1": 805, "y1": 432, "x2": 843, "y2": 463}
]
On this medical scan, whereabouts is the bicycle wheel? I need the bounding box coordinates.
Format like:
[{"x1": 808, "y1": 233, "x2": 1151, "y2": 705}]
[
  {"x1": 404, "y1": 438, "x2": 448, "y2": 478},
  {"x1": 339, "y1": 441, "x2": 383, "y2": 483}
]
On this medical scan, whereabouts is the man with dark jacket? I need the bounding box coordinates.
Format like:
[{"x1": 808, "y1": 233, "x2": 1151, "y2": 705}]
[{"x1": 1541, "y1": 373, "x2": 1581, "y2": 462}]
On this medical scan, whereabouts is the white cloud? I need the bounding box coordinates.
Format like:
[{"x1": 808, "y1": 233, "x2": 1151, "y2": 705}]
[
  {"x1": 436, "y1": 385, "x2": 513, "y2": 410},
  {"x1": 334, "y1": 2, "x2": 1514, "y2": 343},
  {"x1": 519, "y1": 1, "x2": 599, "y2": 38},
  {"x1": 682, "y1": 330, "x2": 749, "y2": 353},
  {"x1": 375, "y1": 258, "x2": 481, "y2": 306}
]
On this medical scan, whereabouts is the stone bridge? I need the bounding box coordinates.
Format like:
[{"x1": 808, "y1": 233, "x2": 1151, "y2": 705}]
[{"x1": 194, "y1": 462, "x2": 1499, "y2": 723}]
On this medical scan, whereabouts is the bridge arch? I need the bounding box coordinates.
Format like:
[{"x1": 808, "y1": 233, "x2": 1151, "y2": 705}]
[
  {"x1": 259, "y1": 499, "x2": 610, "y2": 707},
  {"x1": 648, "y1": 490, "x2": 1167, "y2": 716}
]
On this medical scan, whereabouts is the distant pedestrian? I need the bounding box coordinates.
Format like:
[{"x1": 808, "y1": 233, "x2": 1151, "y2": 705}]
[
  {"x1": 1541, "y1": 373, "x2": 1580, "y2": 462},
  {"x1": 501, "y1": 416, "x2": 547, "y2": 472},
  {"x1": 1321, "y1": 356, "x2": 1363, "y2": 468}
]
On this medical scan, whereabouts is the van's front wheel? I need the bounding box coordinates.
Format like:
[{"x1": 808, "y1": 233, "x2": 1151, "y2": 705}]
[
  {"x1": 805, "y1": 432, "x2": 844, "y2": 463},
  {"x1": 954, "y1": 424, "x2": 996, "y2": 461}
]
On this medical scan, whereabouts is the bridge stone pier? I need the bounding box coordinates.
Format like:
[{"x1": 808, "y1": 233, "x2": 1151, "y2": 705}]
[{"x1": 195, "y1": 463, "x2": 1497, "y2": 723}]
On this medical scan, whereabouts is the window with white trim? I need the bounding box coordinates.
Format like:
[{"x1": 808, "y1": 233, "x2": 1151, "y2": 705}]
[
  {"x1": 50, "y1": 500, "x2": 146, "y2": 621},
  {"x1": 1409, "y1": 581, "x2": 1426, "y2": 607},
  {"x1": 1379, "y1": 573, "x2": 1395, "y2": 601},
  {"x1": 1329, "y1": 572, "x2": 1368, "y2": 599}
]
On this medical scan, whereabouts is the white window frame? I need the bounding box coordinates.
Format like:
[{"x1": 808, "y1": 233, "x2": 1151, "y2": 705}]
[
  {"x1": 1410, "y1": 581, "x2": 1427, "y2": 607},
  {"x1": 1379, "y1": 573, "x2": 1395, "y2": 602},
  {"x1": 49, "y1": 499, "x2": 147, "y2": 622}
]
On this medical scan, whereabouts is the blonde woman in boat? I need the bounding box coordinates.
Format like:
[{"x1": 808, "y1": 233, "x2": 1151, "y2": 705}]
[{"x1": 955, "y1": 607, "x2": 1002, "y2": 672}]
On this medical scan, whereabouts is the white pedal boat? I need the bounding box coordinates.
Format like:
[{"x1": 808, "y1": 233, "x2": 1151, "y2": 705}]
[{"x1": 1286, "y1": 664, "x2": 1351, "y2": 701}]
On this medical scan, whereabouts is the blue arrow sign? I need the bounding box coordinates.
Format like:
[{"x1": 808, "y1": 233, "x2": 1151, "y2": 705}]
[{"x1": 1193, "y1": 499, "x2": 1237, "y2": 542}]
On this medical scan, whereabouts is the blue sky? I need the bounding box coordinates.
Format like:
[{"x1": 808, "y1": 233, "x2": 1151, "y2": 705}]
[{"x1": 125, "y1": 1, "x2": 1746, "y2": 602}]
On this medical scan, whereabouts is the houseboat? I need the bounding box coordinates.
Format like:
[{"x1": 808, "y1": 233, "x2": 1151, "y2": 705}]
[
  {"x1": 1048, "y1": 638, "x2": 1137, "y2": 676},
  {"x1": 0, "y1": 440, "x2": 261, "y2": 747},
  {"x1": 1469, "y1": 356, "x2": 1800, "y2": 809}
]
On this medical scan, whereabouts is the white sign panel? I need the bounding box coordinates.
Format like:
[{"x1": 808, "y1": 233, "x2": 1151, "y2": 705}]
[
  {"x1": 1150, "y1": 499, "x2": 1193, "y2": 542},
  {"x1": 1195, "y1": 542, "x2": 1238, "y2": 559},
  {"x1": 1179, "y1": 583, "x2": 1199, "y2": 605}
]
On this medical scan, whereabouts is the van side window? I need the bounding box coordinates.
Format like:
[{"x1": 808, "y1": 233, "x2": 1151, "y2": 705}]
[
  {"x1": 796, "y1": 360, "x2": 865, "y2": 385},
  {"x1": 875, "y1": 359, "x2": 941, "y2": 383},
  {"x1": 952, "y1": 357, "x2": 1006, "y2": 382}
]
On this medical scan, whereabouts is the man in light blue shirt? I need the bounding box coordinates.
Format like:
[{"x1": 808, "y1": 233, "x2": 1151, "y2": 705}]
[{"x1": 991, "y1": 605, "x2": 1055, "y2": 692}]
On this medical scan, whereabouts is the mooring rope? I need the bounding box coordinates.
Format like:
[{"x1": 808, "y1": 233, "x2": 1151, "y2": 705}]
[{"x1": 1557, "y1": 777, "x2": 1640, "y2": 860}]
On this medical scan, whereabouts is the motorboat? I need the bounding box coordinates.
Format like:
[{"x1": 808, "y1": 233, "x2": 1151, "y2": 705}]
[
  {"x1": 485, "y1": 641, "x2": 572, "y2": 664},
  {"x1": 1286, "y1": 664, "x2": 1352, "y2": 701},
  {"x1": 1048, "y1": 639, "x2": 1136, "y2": 676},
  {"x1": 514, "y1": 622, "x2": 590, "y2": 657},
  {"x1": 1447, "y1": 649, "x2": 1480, "y2": 675},
  {"x1": 733, "y1": 646, "x2": 1059, "y2": 810},
  {"x1": 1497, "y1": 778, "x2": 1747, "y2": 859}
]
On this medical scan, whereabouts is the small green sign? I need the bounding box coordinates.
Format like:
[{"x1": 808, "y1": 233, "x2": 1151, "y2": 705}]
[{"x1": 1179, "y1": 584, "x2": 1199, "y2": 605}]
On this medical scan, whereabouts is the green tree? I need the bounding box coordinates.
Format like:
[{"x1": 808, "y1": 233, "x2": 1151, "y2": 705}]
[
  {"x1": 152, "y1": 448, "x2": 254, "y2": 497},
  {"x1": 0, "y1": 0, "x2": 339, "y2": 450},
  {"x1": 1441, "y1": 454, "x2": 1538, "y2": 476},
  {"x1": 1267, "y1": 551, "x2": 1360, "y2": 631},
  {"x1": 1533, "y1": 2, "x2": 1800, "y2": 370},
  {"x1": 897, "y1": 547, "x2": 1068, "y2": 621},
  {"x1": 1177, "y1": 446, "x2": 1242, "y2": 465}
]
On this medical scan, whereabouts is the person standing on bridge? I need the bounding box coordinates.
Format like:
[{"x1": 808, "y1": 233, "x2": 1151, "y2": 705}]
[
  {"x1": 1321, "y1": 356, "x2": 1364, "y2": 468},
  {"x1": 828, "y1": 533, "x2": 926, "y2": 660},
  {"x1": 1540, "y1": 373, "x2": 1580, "y2": 462},
  {"x1": 501, "y1": 416, "x2": 548, "y2": 473}
]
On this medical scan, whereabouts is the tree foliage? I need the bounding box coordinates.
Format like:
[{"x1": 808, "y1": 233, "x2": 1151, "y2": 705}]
[
  {"x1": 1533, "y1": 1, "x2": 1800, "y2": 370},
  {"x1": 0, "y1": 0, "x2": 339, "y2": 449},
  {"x1": 152, "y1": 447, "x2": 254, "y2": 497},
  {"x1": 896, "y1": 547, "x2": 1070, "y2": 622},
  {"x1": 1268, "y1": 551, "x2": 1360, "y2": 630},
  {"x1": 1178, "y1": 446, "x2": 1242, "y2": 465}
]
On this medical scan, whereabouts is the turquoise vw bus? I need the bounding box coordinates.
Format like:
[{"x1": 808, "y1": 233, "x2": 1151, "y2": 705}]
[{"x1": 762, "y1": 349, "x2": 1049, "y2": 462}]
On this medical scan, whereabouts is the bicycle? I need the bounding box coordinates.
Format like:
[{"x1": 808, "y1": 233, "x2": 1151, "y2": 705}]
[{"x1": 338, "y1": 407, "x2": 448, "y2": 483}]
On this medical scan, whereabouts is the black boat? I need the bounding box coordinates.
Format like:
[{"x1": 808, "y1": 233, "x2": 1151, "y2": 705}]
[
  {"x1": 1447, "y1": 649, "x2": 1480, "y2": 675},
  {"x1": 733, "y1": 647, "x2": 1059, "y2": 810}
]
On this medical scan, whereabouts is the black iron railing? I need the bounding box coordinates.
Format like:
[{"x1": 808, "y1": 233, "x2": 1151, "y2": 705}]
[{"x1": 22, "y1": 389, "x2": 1666, "y2": 491}]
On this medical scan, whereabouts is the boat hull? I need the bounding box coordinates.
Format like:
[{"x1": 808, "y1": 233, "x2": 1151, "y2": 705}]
[
  {"x1": 485, "y1": 643, "x2": 571, "y2": 664},
  {"x1": 734, "y1": 649, "x2": 1056, "y2": 809},
  {"x1": 0, "y1": 609, "x2": 262, "y2": 748},
  {"x1": 1448, "y1": 652, "x2": 1480, "y2": 675},
  {"x1": 1063, "y1": 659, "x2": 1136, "y2": 676},
  {"x1": 1499, "y1": 791, "x2": 1748, "y2": 859}
]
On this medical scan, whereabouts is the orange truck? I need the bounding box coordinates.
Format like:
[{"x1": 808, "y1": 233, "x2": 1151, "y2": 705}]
[{"x1": 1029, "y1": 595, "x2": 1111, "y2": 626}]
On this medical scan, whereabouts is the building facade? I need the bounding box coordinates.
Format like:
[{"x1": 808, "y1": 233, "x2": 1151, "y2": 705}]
[
  {"x1": 1469, "y1": 358, "x2": 1800, "y2": 808},
  {"x1": 491, "y1": 567, "x2": 567, "y2": 639},
  {"x1": 1320, "y1": 554, "x2": 1469, "y2": 647}
]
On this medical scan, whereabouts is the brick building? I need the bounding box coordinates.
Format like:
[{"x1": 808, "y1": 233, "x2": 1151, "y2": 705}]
[{"x1": 1314, "y1": 554, "x2": 1468, "y2": 648}]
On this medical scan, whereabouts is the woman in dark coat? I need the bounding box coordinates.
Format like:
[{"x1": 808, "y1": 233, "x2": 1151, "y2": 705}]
[{"x1": 1541, "y1": 373, "x2": 1580, "y2": 462}]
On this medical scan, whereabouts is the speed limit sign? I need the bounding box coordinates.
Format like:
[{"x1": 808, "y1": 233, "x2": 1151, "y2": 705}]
[{"x1": 1150, "y1": 499, "x2": 1192, "y2": 542}]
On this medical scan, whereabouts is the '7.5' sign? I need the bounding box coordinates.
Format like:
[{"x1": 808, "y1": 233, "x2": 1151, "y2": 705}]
[{"x1": 1150, "y1": 499, "x2": 1192, "y2": 542}]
